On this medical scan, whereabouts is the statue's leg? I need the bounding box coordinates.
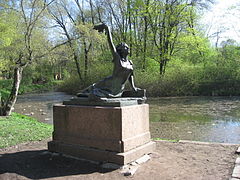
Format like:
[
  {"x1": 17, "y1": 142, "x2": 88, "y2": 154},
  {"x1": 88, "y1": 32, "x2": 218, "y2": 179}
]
[
  {"x1": 76, "y1": 85, "x2": 94, "y2": 97},
  {"x1": 76, "y1": 93, "x2": 89, "y2": 97}
]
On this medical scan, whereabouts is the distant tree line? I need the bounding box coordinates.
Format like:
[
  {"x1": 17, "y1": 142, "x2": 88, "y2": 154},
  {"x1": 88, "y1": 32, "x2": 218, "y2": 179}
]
[{"x1": 2, "y1": 0, "x2": 240, "y2": 116}]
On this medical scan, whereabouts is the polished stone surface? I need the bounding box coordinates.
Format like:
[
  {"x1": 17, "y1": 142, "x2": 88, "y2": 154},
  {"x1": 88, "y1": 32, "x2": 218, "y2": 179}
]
[
  {"x1": 48, "y1": 103, "x2": 155, "y2": 165},
  {"x1": 63, "y1": 97, "x2": 146, "y2": 107},
  {"x1": 50, "y1": 104, "x2": 151, "y2": 152}
]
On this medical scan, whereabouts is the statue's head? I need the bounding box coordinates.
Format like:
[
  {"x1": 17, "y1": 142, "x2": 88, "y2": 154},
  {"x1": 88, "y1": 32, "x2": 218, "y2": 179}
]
[{"x1": 116, "y1": 42, "x2": 130, "y2": 57}]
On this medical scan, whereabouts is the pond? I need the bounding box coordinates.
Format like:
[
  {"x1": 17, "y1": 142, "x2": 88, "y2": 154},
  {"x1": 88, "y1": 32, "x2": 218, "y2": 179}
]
[
  {"x1": 14, "y1": 93, "x2": 240, "y2": 144},
  {"x1": 14, "y1": 92, "x2": 73, "y2": 124},
  {"x1": 149, "y1": 97, "x2": 240, "y2": 144}
]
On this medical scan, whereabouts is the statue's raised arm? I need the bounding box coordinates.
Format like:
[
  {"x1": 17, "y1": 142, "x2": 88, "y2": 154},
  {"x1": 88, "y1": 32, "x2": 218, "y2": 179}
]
[{"x1": 93, "y1": 23, "x2": 117, "y2": 58}]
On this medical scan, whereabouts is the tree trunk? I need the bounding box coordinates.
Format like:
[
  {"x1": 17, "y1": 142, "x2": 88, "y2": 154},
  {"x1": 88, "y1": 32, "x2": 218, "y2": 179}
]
[
  {"x1": 73, "y1": 52, "x2": 82, "y2": 81},
  {"x1": 89, "y1": 0, "x2": 95, "y2": 24},
  {"x1": 127, "y1": 0, "x2": 133, "y2": 57},
  {"x1": 84, "y1": 41, "x2": 88, "y2": 79},
  {"x1": 0, "y1": 67, "x2": 23, "y2": 116},
  {"x1": 142, "y1": 0, "x2": 150, "y2": 70},
  {"x1": 143, "y1": 15, "x2": 148, "y2": 70},
  {"x1": 160, "y1": 61, "x2": 164, "y2": 75},
  {"x1": 69, "y1": 41, "x2": 82, "y2": 81}
]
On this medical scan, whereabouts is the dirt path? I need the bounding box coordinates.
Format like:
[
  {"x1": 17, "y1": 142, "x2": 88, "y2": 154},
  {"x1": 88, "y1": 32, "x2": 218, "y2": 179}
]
[{"x1": 0, "y1": 139, "x2": 238, "y2": 180}]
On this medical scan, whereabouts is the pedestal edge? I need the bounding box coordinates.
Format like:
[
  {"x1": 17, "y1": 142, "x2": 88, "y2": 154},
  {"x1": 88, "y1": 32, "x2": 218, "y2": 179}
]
[{"x1": 48, "y1": 141, "x2": 156, "y2": 165}]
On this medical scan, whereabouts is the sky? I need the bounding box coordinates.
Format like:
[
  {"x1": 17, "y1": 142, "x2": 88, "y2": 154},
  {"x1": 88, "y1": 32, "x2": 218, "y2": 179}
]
[{"x1": 201, "y1": 0, "x2": 240, "y2": 46}]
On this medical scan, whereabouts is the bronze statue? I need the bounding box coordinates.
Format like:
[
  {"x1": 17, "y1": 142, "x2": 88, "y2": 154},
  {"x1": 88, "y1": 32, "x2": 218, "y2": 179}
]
[{"x1": 77, "y1": 23, "x2": 141, "y2": 98}]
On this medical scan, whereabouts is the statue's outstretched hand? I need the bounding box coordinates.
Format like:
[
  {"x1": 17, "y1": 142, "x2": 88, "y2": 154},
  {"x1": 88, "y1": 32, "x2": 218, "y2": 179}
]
[
  {"x1": 93, "y1": 23, "x2": 107, "y2": 33},
  {"x1": 133, "y1": 87, "x2": 141, "y2": 92}
]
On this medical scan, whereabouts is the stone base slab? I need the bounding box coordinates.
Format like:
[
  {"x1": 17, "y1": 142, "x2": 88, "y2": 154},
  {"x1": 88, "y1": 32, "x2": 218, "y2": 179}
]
[
  {"x1": 51, "y1": 104, "x2": 151, "y2": 152},
  {"x1": 48, "y1": 103, "x2": 155, "y2": 165},
  {"x1": 48, "y1": 140, "x2": 156, "y2": 165},
  {"x1": 63, "y1": 97, "x2": 145, "y2": 107}
]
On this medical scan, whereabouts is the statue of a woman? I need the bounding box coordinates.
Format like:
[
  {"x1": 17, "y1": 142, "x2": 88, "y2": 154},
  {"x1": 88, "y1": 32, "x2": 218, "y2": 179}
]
[{"x1": 78, "y1": 23, "x2": 140, "y2": 98}]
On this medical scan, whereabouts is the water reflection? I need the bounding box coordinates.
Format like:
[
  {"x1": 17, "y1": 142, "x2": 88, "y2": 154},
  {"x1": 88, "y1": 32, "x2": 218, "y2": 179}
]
[
  {"x1": 148, "y1": 97, "x2": 240, "y2": 143},
  {"x1": 14, "y1": 92, "x2": 73, "y2": 124}
]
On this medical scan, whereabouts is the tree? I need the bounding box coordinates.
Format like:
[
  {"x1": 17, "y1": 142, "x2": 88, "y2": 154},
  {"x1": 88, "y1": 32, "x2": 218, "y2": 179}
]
[
  {"x1": 146, "y1": 0, "x2": 190, "y2": 74},
  {"x1": 48, "y1": 0, "x2": 83, "y2": 80},
  {"x1": 48, "y1": 0, "x2": 110, "y2": 81},
  {"x1": 219, "y1": 39, "x2": 240, "y2": 66},
  {"x1": 0, "y1": 0, "x2": 55, "y2": 116}
]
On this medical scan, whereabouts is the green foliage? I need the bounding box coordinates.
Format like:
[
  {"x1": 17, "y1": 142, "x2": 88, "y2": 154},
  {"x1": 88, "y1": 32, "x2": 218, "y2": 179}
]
[
  {"x1": 0, "y1": 11, "x2": 19, "y2": 47},
  {"x1": 0, "y1": 79, "x2": 61, "y2": 98},
  {"x1": 152, "y1": 138, "x2": 179, "y2": 142},
  {"x1": 176, "y1": 33, "x2": 214, "y2": 64},
  {"x1": 59, "y1": 62, "x2": 112, "y2": 94},
  {"x1": 76, "y1": 23, "x2": 105, "y2": 44},
  {"x1": 0, "y1": 89, "x2": 10, "y2": 102},
  {"x1": 0, "y1": 11, "x2": 21, "y2": 72},
  {"x1": 134, "y1": 64, "x2": 200, "y2": 97},
  {"x1": 19, "y1": 81, "x2": 61, "y2": 94},
  {"x1": 21, "y1": 61, "x2": 55, "y2": 85},
  {"x1": 1, "y1": 0, "x2": 239, "y2": 98},
  {"x1": 0, "y1": 113, "x2": 53, "y2": 148},
  {"x1": 0, "y1": 79, "x2": 12, "y2": 102},
  {"x1": 0, "y1": 0, "x2": 54, "y2": 84},
  {"x1": 59, "y1": 38, "x2": 240, "y2": 97},
  {"x1": 133, "y1": 52, "x2": 240, "y2": 97}
]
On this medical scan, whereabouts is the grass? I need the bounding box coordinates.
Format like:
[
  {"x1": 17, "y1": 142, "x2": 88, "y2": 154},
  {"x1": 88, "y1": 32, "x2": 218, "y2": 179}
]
[
  {"x1": 19, "y1": 80, "x2": 64, "y2": 94},
  {"x1": 0, "y1": 113, "x2": 53, "y2": 149},
  {"x1": 152, "y1": 137, "x2": 179, "y2": 142}
]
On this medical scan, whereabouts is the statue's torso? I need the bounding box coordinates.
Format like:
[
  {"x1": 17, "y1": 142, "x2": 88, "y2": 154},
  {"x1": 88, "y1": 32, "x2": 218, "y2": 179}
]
[{"x1": 93, "y1": 57, "x2": 133, "y2": 97}]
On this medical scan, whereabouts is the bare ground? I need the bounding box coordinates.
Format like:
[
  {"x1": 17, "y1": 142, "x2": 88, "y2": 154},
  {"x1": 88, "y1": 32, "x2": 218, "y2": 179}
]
[{"x1": 0, "y1": 139, "x2": 238, "y2": 180}]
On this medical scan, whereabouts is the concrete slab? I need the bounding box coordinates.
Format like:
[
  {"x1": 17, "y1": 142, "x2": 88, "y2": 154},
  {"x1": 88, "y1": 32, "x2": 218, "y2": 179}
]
[
  {"x1": 48, "y1": 141, "x2": 156, "y2": 165},
  {"x1": 236, "y1": 146, "x2": 240, "y2": 154},
  {"x1": 135, "y1": 154, "x2": 151, "y2": 164},
  {"x1": 236, "y1": 158, "x2": 240, "y2": 165},
  {"x1": 232, "y1": 165, "x2": 240, "y2": 179}
]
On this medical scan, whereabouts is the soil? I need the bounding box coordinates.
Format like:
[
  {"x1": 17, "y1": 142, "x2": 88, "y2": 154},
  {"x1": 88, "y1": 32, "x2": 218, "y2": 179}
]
[{"x1": 0, "y1": 139, "x2": 238, "y2": 180}]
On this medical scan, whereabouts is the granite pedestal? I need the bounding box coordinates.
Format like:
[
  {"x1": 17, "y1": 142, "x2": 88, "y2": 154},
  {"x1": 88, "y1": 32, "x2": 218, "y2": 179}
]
[{"x1": 48, "y1": 98, "x2": 155, "y2": 165}]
